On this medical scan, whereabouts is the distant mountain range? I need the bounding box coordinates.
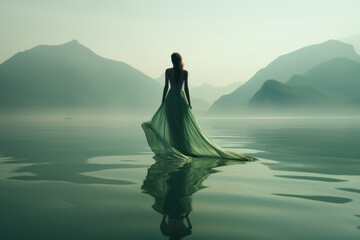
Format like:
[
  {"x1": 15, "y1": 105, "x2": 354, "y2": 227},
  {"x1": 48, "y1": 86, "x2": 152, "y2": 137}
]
[
  {"x1": 1, "y1": 39, "x2": 359, "y2": 116},
  {"x1": 208, "y1": 40, "x2": 360, "y2": 115},
  {"x1": 191, "y1": 82, "x2": 245, "y2": 105},
  {"x1": 248, "y1": 57, "x2": 360, "y2": 115},
  {"x1": 341, "y1": 34, "x2": 360, "y2": 54},
  {"x1": 0, "y1": 40, "x2": 212, "y2": 115},
  {"x1": 0, "y1": 40, "x2": 162, "y2": 115}
]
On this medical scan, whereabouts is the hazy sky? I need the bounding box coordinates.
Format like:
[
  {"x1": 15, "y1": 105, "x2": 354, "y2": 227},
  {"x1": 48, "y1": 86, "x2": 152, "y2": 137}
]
[{"x1": 1, "y1": 0, "x2": 359, "y2": 86}]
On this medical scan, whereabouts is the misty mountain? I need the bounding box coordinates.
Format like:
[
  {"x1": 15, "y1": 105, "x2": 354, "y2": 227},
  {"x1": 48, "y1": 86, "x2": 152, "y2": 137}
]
[
  {"x1": 154, "y1": 72, "x2": 166, "y2": 84},
  {"x1": 248, "y1": 57, "x2": 360, "y2": 115},
  {"x1": 208, "y1": 40, "x2": 360, "y2": 115},
  {"x1": 0, "y1": 40, "x2": 162, "y2": 115},
  {"x1": 341, "y1": 34, "x2": 360, "y2": 54},
  {"x1": 191, "y1": 82, "x2": 245, "y2": 105}
]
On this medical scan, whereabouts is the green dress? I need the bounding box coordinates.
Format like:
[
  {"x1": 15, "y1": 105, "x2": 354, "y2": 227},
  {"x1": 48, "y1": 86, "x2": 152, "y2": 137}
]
[{"x1": 142, "y1": 87, "x2": 256, "y2": 161}]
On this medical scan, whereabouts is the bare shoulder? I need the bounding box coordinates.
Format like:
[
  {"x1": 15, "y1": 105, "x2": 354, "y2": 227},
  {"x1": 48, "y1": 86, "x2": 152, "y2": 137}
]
[
  {"x1": 183, "y1": 70, "x2": 188, "y2": 80},
  {"x1": 164, "y1": 68, "x2": 169, "y2": 77}
]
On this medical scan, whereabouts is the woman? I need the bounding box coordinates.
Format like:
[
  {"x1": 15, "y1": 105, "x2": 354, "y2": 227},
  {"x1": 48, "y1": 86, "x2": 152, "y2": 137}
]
[{"x1": 142, "y1": 53, "x2": 255, "y2": 161}]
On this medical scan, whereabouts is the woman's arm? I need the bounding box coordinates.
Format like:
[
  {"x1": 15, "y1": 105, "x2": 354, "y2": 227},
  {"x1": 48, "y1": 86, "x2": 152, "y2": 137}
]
[
  {"x1": 161, "y1": 70, "x2": 169, "y2": 104},
  {"x1": 184, "y1": 71, "x2": 192, "y2": 108}
]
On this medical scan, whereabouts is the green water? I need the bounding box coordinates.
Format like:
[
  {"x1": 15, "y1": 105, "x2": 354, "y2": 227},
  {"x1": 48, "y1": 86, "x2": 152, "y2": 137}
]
[{"x1": 0, "y1": 117, "x2": 359, "y2": 240}]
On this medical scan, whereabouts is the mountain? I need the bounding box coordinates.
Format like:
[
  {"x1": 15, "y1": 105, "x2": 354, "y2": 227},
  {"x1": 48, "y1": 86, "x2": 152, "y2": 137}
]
[
  {"x1": 208, "y1": 40, "x2": 360, "y2": 115},
  {"x1": 154, "y1": 72, "x2": 165, "y2": 84},
  {"x1": 341, "y1": 34, "x2": 360, "y2": 54},
  {"x1": 248, "y1": 58, "x2": 360, "y2": 115},
  {"x1": 190, "y1": 98, "x2": 210, "y2": 113},
  {"x1": 0, "y1": 40, "x2": 162, "y2": 115},
  {"x1": 191, "y1": 82, "x2": 245, "y2": 105}
]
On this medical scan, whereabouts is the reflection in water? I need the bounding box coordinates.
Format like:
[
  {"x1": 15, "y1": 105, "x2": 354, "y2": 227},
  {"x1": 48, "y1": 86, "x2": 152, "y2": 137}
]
[{"x1": 141, "y1": 156, "x2": 244, "y2": 239}]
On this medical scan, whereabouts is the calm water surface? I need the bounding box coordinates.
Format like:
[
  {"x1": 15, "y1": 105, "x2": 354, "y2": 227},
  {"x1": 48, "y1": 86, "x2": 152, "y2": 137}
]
[{"x1": 0, "y1": 117, "x2": 359, "y2": 240}]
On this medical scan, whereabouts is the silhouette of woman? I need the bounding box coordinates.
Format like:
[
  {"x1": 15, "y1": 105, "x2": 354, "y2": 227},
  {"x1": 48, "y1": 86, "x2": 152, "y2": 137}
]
[{"x1": 142, "y1": 53, "x2": 256, "y2": 161}]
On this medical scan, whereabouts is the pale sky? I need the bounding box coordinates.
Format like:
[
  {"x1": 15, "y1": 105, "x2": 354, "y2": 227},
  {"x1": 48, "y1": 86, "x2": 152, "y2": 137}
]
[{"x1": 1, "y1": 0, "x2": 359, "y2": 86}]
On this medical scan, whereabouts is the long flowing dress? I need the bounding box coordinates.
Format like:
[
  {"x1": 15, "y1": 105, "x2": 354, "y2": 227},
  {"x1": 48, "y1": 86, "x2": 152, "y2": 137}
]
[{"x1": 142, "y1": 73, "x2": 256, "y2": 161}]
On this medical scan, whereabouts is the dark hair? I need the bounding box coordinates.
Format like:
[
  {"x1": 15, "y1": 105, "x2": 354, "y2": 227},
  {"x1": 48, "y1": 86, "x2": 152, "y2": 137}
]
[{"x1": 171, "y1": 52, "x2": 184, "y2": 83}]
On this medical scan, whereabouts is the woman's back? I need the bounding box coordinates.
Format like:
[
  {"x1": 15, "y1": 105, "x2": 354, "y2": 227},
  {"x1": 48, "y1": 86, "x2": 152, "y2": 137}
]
[{"x1": 166, "y1": 68, "x2": 188, "y2": 89}]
